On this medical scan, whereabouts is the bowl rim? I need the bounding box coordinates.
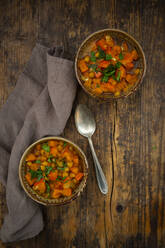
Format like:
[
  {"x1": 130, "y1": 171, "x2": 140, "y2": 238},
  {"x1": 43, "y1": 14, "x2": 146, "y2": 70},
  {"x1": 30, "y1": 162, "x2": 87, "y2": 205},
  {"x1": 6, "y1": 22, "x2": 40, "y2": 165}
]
[
  {"x1": 75, "y1": 28, "x2": 147, "y2": 100},
  {"x1": 19, "y1": 136, "x2": 88, "y2": 206}
]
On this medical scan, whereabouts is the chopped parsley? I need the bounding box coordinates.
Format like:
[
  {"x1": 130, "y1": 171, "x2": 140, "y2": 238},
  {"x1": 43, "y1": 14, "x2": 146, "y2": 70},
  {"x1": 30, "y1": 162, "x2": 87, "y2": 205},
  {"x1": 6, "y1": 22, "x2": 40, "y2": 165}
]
[
  {"x1": 88, "y1": 64, "x2": 97, "y2": 71},
  {"x1": 98, "y1": 46, "x2": 106, "y2": 59},
  {"x1": 63, "y1": 142, "x2": 67, "y2": 147},
  {"x1": 90, "y1": 51, "x2": 96, "y2": 62},
  {"x1": 45, "y1": 166, "x2": 53, "y2": 176},
  {"x1": 42, "y1": 143, "x2": 50, "y2": 152},
  {"x1": 116, "y1": 71, "x2": 121, "y2": 82},
  {"x1": 115, "y1": 61, "x2": 121, "y2": 68},
  {"x1": 29, "y1": 169, "x2": 43, "y2": 181},
  {"x1": 106, "y1": 54, "x2": 112, "y2": 60},
  {"x1": 101, "y1": 75, "x2": 109, "y2": 83},
  {"x1": 47, "y1": 155, "x2": 53, "y2": 163},
  {"x1": 57, "y1": 167, "x2": 65, "y2": 170},
  {"x1": 35, "y1": 160, "x2": 41, "y2": 164},
  {"x1": 119, "y1": 52, "x2": 124, "y2": 60},
  {"x1": 46, "y1": 182, "x2": 50, "y2": 193}
]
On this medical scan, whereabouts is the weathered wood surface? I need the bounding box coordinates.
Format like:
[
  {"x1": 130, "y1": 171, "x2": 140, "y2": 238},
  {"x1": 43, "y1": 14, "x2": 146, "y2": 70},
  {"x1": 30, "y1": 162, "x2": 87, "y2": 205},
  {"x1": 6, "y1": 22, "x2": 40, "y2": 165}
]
[{"x1": 0, "y1": 0, "x2": 165, "y2": 247}]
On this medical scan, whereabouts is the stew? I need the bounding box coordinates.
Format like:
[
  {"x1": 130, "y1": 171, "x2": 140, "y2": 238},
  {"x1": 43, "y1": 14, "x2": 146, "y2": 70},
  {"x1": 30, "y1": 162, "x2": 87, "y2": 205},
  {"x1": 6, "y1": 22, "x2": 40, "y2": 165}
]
[
  {"x1": 25, "y1": 140, "x2": 84, "y2": 199},
  {"x1": 78, "y1": 35, "x2": 140, "y2": 97}
]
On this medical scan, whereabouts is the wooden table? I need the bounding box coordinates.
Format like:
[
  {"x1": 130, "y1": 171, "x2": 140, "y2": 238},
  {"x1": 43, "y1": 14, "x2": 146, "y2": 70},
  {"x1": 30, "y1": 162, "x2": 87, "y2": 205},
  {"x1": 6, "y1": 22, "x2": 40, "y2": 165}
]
[{"x1": 0, "y1": 0, "x2": 165, "y2": 247}]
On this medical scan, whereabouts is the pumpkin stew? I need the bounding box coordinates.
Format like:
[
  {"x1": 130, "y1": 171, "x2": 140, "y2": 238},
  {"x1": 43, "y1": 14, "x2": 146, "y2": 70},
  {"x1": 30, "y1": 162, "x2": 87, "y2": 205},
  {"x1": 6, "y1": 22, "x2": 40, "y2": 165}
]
[
  {"x1": 25, "y1": 140, "x2": 84, "y2": 199},
  {"x1": 78, "y1": 35, "x2": 140, "y2": 97}
]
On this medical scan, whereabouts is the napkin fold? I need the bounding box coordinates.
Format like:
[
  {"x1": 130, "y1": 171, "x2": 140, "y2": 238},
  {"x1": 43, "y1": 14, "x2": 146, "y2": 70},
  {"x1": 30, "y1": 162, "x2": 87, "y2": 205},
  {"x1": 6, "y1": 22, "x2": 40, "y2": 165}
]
[{"x1": 0, "y1": 44, "x2": 77, "y2": 242}]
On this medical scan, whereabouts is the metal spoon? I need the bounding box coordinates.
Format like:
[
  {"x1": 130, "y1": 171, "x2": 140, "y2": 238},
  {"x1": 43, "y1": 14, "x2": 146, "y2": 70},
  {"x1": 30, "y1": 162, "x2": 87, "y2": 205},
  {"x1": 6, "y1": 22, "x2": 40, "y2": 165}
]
[{"x1": 75, "y1": 104, "x2": 108, "y2": 194}]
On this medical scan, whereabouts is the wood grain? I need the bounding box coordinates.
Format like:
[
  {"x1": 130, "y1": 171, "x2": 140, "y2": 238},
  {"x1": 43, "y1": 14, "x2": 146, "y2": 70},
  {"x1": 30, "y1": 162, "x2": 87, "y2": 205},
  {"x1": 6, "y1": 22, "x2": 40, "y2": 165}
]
[{"x1": 0, "y1": 0, "x2": 165, "y2": 247}]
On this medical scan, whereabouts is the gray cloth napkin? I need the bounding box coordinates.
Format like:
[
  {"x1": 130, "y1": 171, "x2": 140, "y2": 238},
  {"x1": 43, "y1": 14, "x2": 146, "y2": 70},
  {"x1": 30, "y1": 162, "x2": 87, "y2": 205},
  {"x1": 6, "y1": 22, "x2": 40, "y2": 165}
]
[{"x1": 0, "y1": 44, "x2": 77, "y2": 242}]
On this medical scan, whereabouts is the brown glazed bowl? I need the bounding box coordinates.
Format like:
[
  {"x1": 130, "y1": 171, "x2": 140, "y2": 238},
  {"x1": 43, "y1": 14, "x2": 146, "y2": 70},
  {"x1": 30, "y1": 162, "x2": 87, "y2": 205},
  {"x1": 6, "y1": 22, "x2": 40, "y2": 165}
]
[
  {"x1": 19, "y1": 137, "x2": 88, "y2": 206},
  {"x1": 75, "y1": 29, "x2": 146, "y2": 101}
]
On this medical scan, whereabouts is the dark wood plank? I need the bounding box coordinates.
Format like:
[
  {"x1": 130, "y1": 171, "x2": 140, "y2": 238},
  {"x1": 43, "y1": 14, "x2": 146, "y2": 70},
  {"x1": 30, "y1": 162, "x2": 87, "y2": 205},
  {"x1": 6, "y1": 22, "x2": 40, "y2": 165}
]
[{"x1": 0, "y1": 0, "x2": 165, "y2": 247}]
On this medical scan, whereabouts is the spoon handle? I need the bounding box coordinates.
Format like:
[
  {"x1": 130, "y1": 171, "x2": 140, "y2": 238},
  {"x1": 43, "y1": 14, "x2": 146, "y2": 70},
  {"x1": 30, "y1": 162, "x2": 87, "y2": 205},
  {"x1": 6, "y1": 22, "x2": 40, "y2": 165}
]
[{"x1": 88, "y1": 137, "x2": 108, "y2": 194}]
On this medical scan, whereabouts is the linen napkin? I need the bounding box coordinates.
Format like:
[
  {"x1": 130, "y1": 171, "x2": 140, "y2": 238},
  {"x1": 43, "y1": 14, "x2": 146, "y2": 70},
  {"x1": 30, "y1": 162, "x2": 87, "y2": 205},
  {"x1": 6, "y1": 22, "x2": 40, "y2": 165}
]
[{"x1": 0, "y1": 44, "x2": 77, "y2": 242}]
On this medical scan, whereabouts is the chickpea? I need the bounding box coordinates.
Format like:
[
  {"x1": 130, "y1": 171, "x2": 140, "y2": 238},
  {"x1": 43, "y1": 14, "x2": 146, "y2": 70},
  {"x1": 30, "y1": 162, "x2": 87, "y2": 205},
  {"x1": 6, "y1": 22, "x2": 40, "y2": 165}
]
[
  {"x1": 114, "y1": 91, "x2": 120, "y2": 97},
  {"x1": 34, "y1": 150, "x2": 40, "y2": 156},
  {"x1": 81, "y1": 75, "x2": 86, "y2": 81},
  {"x1": 89, "y1": 72, "x2": 95, "y2": 78},
  {"x1": 69, "y1": 146, "x2": 73, "y2": 151},
  {"x1": 105, "y1": 35, "x2": 111, "y2": 41},
  {"x1": 42, "y1": 161, "x2": 49, "y2": 166},
  {"x1": 45, "y1": 152, "x2": 49, "y2": 158},
  {"x1": 41, "y1": 165, "x2": 45, "y2": 171},
  {"x1": 51, "y1": 163, "x2": 55, "y2": 168},
  {"x1": 111, "y1": 80, "x2": 117, "y2": 86},
  {"x1": 40, "y1": 149, "x2": 45, "y2": 155},
  {"x1": 58, "y1": 171, "x2": 62, "y2": 177},
  {"x1": 63, "y1": 172, "x2": 69, "y2": 177},
  {"x1": 73, "y1": 179, "x2": 77, "y2": 184},
  {"x1": 40, "y1": 156, "x2": 47, "y2": 161},
  {"x1": 57, "y1": 161, "x2": 63, "y2": 167},
  {"x1": 123, "y1": 87, "x2": 129, "y2": 92},
  {"x1": 134, "y1": 68, "x2": 140, "y2": 75},
  {"x1": 70, "y1": 173, "x2": 75, "y2": 178},
  {"x1": 58, "y1": 145, "x2": 63, "y2": 151},
  {"x1": 68, "y1": 162, "x2": 73, "y2": 168},
  {"x1": 27, "y1": 161, "x2": 32, "y2": 166},
  {"x1": 84, "y1": 55, "x2": 90, "y2": 63},
  {"x1": 63, "y1": 182, "x2": 71, "y2": 189}
]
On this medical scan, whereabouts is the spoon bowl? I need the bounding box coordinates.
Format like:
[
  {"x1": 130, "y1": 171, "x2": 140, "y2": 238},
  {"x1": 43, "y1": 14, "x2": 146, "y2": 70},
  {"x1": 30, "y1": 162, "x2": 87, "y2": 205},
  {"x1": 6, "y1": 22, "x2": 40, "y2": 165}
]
[{"x1": 75, "y1": 104, "x2": 96, "y2": 138}]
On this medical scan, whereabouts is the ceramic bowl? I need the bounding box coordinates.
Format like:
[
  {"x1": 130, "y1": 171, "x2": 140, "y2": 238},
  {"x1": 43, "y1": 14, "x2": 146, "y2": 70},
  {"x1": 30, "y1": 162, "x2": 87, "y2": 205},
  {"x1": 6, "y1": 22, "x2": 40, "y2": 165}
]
[
  {"x1": 19, "y1": 137, "x2": 88, "y2": 206},
  {"x1": 75, "y1": 29, "x2": 146, "y2": 101}
]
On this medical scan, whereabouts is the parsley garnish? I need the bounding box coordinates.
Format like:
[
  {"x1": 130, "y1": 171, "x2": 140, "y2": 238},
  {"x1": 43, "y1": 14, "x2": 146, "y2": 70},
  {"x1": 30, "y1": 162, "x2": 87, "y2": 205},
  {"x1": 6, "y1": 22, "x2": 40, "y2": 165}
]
[
  {"x1": 101, "y1": 75, "x2": 109, "y2": 83},
  {"x1": 56, "y1": 176, "x2": 67, "y2": 181},
  {"x1": 98, "y1": 46, "x2": 106, "y2": 59},
  {"x1": 104, "y1": 70, "x2": 116, "y2": 77},
  {"x1": 47, "y1": 155, "x2": 53, "y2": 163},
  {"x1": 62, "y1": 161, "x2": 67, "y2": 168},
  {"x1": 56, "y1": 176, "x2": 63, "y2": 181},
  {"x1": 119, "y1": 52, "x2": 123, "y2": 60},
  {"x1": 63, "y1": 142, "x2": 67, "y2": 147},
  {"x1": 88, "y1": 64, "x2": 97, "y2": 71},
  {"x1": 106, "y1": 54, "x2": 112, "y2": 60},
  {"x1": 57, "y1": 167, "x2": 65, "y2": 170},
  {"x1": 116, "y1": 71, "x2": 121, "y2": 82},
  {"x1": 37, "y1": 174, "x2": 43, "y2": 181},
  {"x1": 90, "y1": 51, "x2": 96, "y2": 62},
  {"x1": 45, "y1": 166, "x2": 53, "y2": 176},
  {"x1": 29, "y1": 170, "x2": 38, "y2": 179},
  {"x1": 42, "y1": 143, "x2": 50, "y2": 152},
  {"x1": 46, "y1": 182, "x2": 50, "y2": 193},
  {"x1": 112, "y1": 74, "x2": 116, "y2": 80},
  {"x1": 29, "y1": 169, "x2": 43, "y2": 181},
  {"x1": 47, "y1": 157, "x2": 52, "y2": 163},
  {"x1": 35, "y1": 160, "x2": 41, "y2": 164},
  {"x1": 103, "y1": 64, "x2": 115, "y2": 73},
  {"x1": 115, "y1": 61, "x2": 121, "y2": 69}
]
